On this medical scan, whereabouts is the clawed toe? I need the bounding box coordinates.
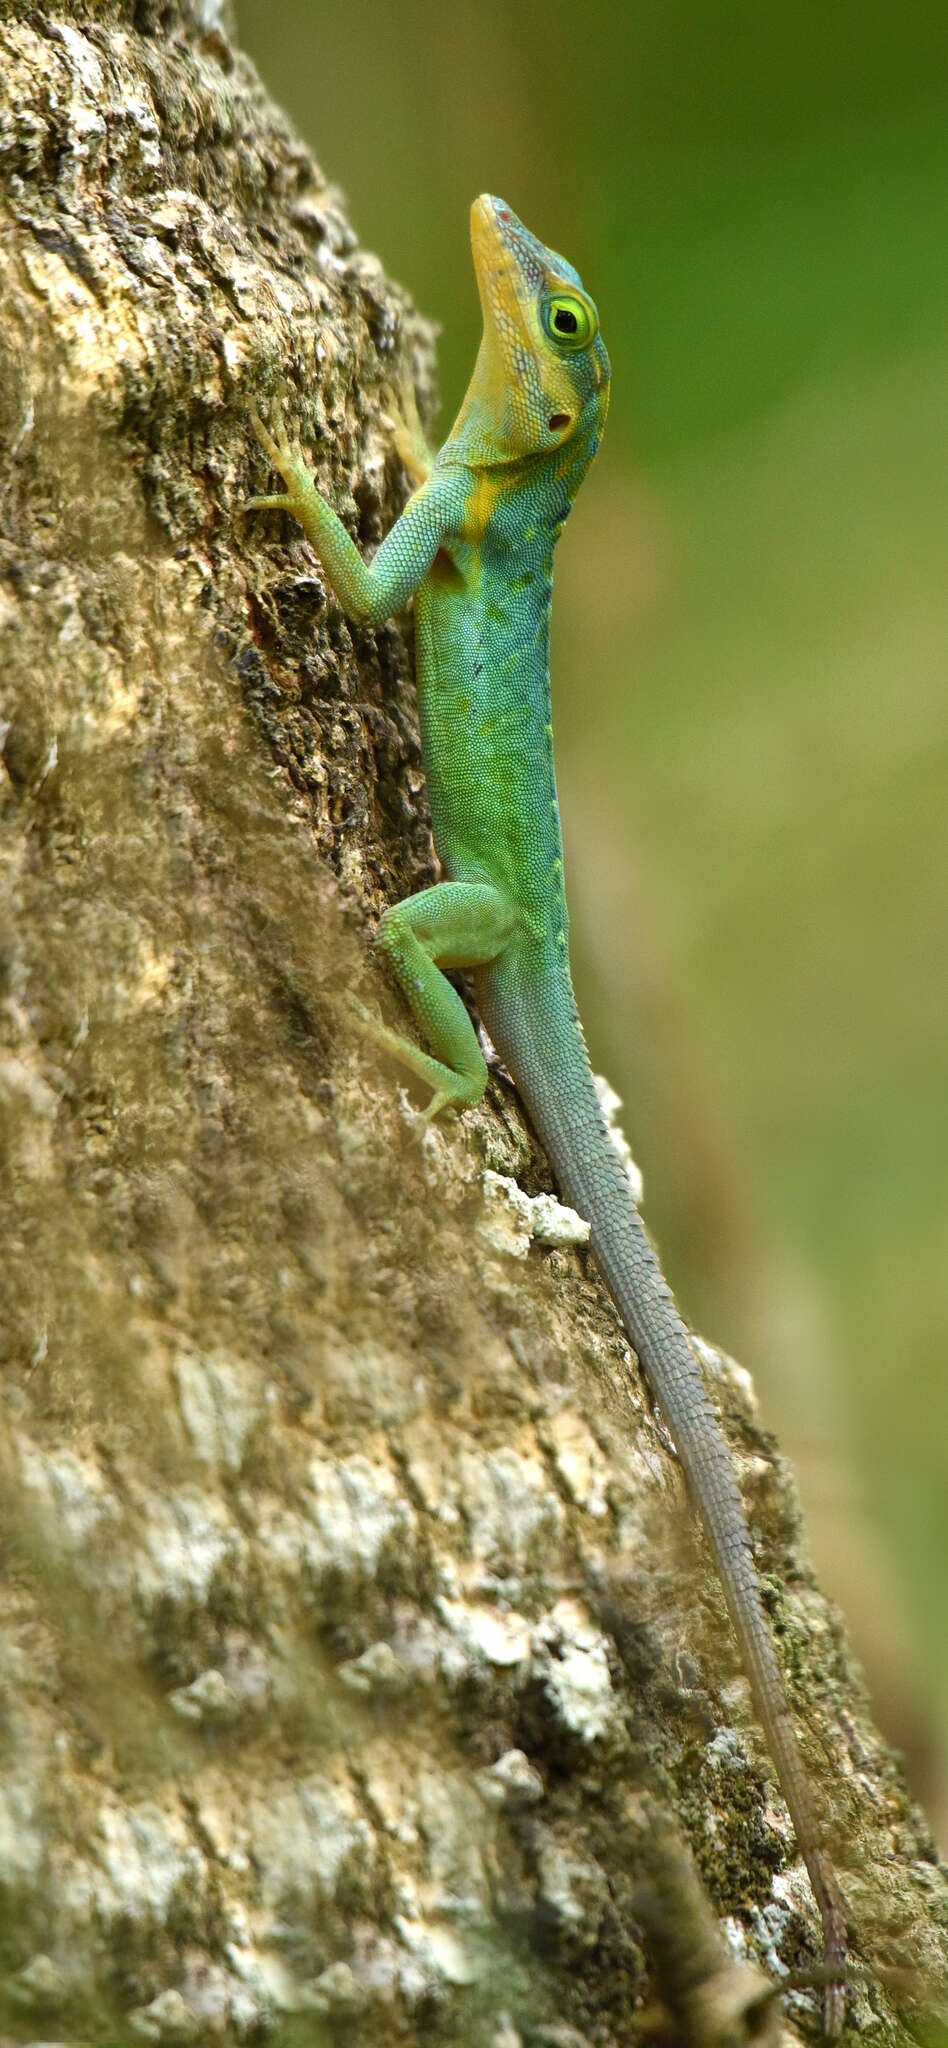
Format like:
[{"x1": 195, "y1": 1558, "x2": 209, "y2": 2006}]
[
  {"x1": 249, "y1": 408, "x2": 282, "y2": 461},
  {"x1": 249, "y1": 404, "x2": 301, "y2": 475},
  {"x1": 244, "y1": 492, "x2": 293, "y2": 514}
]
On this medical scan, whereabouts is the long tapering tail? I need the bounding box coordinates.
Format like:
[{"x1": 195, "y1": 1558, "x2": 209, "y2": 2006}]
[{"x1": 478, "y1": 966, "x2": 847, "y2": 2034}]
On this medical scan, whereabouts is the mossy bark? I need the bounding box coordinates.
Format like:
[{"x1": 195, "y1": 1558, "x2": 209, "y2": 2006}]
[{"x1": 0, "y1": 5, "x2": 945, "y2": 2044}]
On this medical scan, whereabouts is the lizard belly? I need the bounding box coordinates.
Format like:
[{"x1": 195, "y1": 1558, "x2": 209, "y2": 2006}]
[{"x1": 414, "y1": 567, "x2": 566, "y2": 951}]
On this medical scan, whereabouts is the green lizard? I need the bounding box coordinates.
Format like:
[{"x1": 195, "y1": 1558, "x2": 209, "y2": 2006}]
[{"x1": 247, "y1": 194, "x2": 847, "y2": 2034}]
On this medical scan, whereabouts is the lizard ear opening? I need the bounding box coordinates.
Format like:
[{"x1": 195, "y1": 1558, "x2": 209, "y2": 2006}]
[{"x1": 548, "y1": 412, "x2": 570, "y2": 430}]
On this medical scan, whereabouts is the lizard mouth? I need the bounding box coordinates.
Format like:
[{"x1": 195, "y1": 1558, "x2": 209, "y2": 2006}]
[
  {"x1": 470, "y1": 194, "x2": 518, "y2": 290},
  {"x1": 470, "y1": 194, "x2": 541, "y2": 348},
  {"x1": 470, "y1": 192, "x2": 508, "y2": 249}
]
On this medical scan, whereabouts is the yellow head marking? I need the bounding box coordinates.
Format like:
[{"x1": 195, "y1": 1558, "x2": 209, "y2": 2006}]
[{"x1": 445, "y1": 196, "x2": 610, "y2": 470}]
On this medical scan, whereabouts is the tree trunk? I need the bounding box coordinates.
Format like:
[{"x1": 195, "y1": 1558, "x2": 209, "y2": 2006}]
[{"x1": 0, "y1": 5, "x2": 944, "y2": 2043}]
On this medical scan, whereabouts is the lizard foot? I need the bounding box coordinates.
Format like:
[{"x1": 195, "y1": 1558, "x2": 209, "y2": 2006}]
[
  {"x1": 379, "y1": 381, "x2": 434, "y2": 488},
  {"x1": 342, "y1": 993, "x2": 468, "y2": 1123},
  {"x1": 245, "y1": 406, "x2": 317, "y2": 520}
]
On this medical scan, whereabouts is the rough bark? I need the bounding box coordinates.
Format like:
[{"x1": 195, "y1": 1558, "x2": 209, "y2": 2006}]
[{"x1": 0, "y1": 5, "x2": 945, "y2": 2044}]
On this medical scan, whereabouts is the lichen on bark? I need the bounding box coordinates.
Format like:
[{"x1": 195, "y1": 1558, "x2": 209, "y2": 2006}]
[{"x1": 0, "y1": 4, "x2": 945, "y2": 2045}]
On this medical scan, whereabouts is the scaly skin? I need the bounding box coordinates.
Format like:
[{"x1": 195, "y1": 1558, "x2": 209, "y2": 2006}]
[{"x1": 247, "y1": 194, "x2": 847, "y2": 2034}]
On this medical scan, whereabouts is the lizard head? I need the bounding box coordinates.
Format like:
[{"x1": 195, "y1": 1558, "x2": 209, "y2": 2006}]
[{"x1": 444, "y1": 195, "x2": 611, "y2": 470}]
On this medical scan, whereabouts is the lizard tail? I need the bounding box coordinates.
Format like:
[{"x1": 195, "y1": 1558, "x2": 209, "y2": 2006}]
[{"x1": 478, "y1": 968, "x2": 847, "y2": 2035}]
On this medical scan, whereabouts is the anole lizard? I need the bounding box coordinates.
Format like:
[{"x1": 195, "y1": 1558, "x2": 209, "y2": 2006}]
[{"x1": 247, "y1": 194, "x2": 847, "y2": 2035}]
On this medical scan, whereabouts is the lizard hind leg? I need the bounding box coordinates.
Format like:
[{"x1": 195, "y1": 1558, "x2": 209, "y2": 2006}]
[{"x1": 352, "y1": 879, "x2": 517, "y2": 1118}]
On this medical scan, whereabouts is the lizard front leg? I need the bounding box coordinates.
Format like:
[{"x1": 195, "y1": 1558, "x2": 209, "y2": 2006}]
[{"x1": 246, "y1": 409, "x2": 458, "y2": 626}]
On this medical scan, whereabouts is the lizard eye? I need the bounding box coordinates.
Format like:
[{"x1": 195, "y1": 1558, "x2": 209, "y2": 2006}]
[{"x1": 541, "y1": 292, "x2": 596, "y2": 351}]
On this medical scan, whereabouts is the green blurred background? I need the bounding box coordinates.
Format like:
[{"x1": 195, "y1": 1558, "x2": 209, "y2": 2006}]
[{"x1": 237, "y1": 0, "x2": 947, "y2": 1833}]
